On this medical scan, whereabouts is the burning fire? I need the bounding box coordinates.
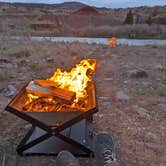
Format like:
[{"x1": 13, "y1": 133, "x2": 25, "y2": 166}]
[
  {"x1": 108, "y1": 37, "x2": 116, "y2": 47},
  {"x1": 49, "y1": 59, "x2": 96, "y2": 101},
  {"x1": 24, "y1": 59, "x2": 96, "y2": 112}
]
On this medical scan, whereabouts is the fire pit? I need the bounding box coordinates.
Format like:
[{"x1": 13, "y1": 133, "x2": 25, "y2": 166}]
[{"x1": 5, "y1": 59, "x2": 98, "y2": 156}]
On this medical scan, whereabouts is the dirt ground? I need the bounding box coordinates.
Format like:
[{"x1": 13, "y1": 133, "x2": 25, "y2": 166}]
[{"x1": 0, "y1": 40, "x2": 166, "y2": 166}]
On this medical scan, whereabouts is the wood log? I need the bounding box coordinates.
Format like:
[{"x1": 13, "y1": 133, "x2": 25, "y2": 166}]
[
  {"x1": 26, "y1": 81, "x2": 76, "y2": 104},
  {"x1": 23, "y1": 97, "x2": 61, "y2": 112},
  {"x1": 34, "y1": 79, "x2": 59, "y2": 88}
]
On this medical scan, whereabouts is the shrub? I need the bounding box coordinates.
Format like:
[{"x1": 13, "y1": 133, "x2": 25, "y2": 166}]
[
  {"x1": 124, "y1": 10, "x2": 133, "y2": 24},
  {"x1": 0, "y1": 68, "x2": 11, "y2": 81},
  {"x1": 155, "y1": 84, "x2": 166, "y2": 97}
]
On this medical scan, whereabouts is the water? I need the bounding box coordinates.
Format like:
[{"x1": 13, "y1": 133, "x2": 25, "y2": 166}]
[{"x1": 1, "y1": 36, "x2": 166, "y2": 46}]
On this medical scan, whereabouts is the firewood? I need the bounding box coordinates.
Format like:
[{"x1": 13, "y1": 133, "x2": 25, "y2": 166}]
[
  {"x1": 23, "y1": 97, "x2": 60, "y2": 112},
  {"x1": 26, "y1": 81, "x2": 76, "y2": 104},
  {"x1": 34, "y1": 79, "x2": 59, "y2": 88}
]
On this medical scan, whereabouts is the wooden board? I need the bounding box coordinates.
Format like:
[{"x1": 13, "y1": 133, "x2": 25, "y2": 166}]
[
  {"x1": 26, "y1": 81, "x2": 76, "y2": 104},
  {"x1": 34, "y1": 80, "x2": 59, "y2": 88}
]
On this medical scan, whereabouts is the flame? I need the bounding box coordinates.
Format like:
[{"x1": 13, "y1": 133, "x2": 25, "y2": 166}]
[
  {"x1": 25, "y1": 93, "x2": 39, "y2": 104},
  {"x1": 24, "y1": 59, "x2": 97, "y2": 112},
  {"x1": 49, "y1": 59, "x2": 96, "y2": 102},
  {"x1": 108, "y1": 37, "x2": 116, "y2": 47}
]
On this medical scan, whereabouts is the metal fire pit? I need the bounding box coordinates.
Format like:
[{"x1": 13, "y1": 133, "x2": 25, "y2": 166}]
[{"x1": 5, "y1": 82, "x2": 98, "y2": 156}]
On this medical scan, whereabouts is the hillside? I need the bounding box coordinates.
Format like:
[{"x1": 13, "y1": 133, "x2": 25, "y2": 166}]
[
  {"x1": 0, "y1": 1, "x2": 87, "y2": 11},
  {"x1": 0, "y1": 2, "x2": 166, "y2": 38}
]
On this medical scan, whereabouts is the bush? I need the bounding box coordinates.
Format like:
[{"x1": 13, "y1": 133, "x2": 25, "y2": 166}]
[
  {"x1": 155, "y1": 84, "x2": 166, "y2": 97},
  {"x1": 124, "y1": 10, "x2": 133, "y2": 24},
  {"x1": 0, "y1": 68, "x2": 11, "y2": 81}
]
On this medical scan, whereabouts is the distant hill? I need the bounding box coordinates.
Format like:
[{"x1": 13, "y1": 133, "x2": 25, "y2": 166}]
[
  {"x1": 0, "y1": 1, "x2": 87, "y2": 11},
  {"x1": 53, "y1": 2, "x2": 87, "y2": 10}
]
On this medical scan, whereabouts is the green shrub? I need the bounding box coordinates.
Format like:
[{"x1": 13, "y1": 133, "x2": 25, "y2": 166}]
[
  {"x1": 135, "y1": 84, "x2": 148, "y2": 93},
  {"x1": 155, "y1": 84, "x2": 166, "y2": 97}
]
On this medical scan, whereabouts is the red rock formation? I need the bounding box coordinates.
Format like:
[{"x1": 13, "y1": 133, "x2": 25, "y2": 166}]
[{"x1": 73, "y1": 6, "x2": 99, "y2": 15}]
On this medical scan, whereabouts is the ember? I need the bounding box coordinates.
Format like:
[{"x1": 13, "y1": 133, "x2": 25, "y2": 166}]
[{"x1": 24, "y1": 59, "x2": 96, "y2": 112}]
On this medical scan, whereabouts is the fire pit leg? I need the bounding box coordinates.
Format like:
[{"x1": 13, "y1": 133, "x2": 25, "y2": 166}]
[
  {"x1": 16, "y1": 126, "x2": 51, "y2": 155},
  {"x1": 16, "y1": 120, "x2": 95, "y2": 157},
  {"x1": 16, "y1": 125, "x2": 35, "y2": 155}
]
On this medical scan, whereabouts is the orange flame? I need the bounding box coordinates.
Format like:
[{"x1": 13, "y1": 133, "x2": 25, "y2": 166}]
[
  {"x1": 49, "y1": 59, "x2": 96, "y2": 102},
  {"x1": 108, "y1": 37, "x2": 116, "y2": 47},
  {"x1": 24, "y1": 59, "x2": 97, "y2": 112}
]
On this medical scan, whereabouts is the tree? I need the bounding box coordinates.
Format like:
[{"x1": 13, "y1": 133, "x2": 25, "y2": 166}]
[
  {"x1": 146, "y1": 16, "x2": 152, "y2": 25},
  {"x1": 124, "y1": 10, "x2": 133, "y2": 24}
]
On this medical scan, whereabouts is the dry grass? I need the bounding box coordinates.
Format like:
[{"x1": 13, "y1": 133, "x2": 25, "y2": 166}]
[
  {"x1": 75, "y1": 24, "x2": 166, "y2": 38},
  {"x1": 0, "y1": 68, "x2": 11, "y2": 81},
  {"x1": 27, "y1": 61, "x2": 42, "y2": 71}
]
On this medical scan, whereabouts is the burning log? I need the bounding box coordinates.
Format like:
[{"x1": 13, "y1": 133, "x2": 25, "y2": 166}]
[
  {"x1": 23, "y1": 97, "x2": 60, "y2": 112},
  {"x1": 26, "y1": 81, "x2": 76, "y2": 104},
  {"x1": 34, "y1": 79, "x2": 59, "y2": 88}
]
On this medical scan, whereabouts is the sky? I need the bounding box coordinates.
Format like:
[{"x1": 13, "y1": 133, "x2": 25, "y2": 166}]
[{"x1": 0, "y1": 0, "x2": 166, "y2": 8}]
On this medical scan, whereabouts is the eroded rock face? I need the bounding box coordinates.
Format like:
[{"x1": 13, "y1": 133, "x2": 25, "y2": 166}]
[{"x1": 127, "y1": 68, "x2": 148, "y2": 78}]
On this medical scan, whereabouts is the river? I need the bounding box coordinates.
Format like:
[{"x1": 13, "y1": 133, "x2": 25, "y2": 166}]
[{"x1": 1, "y1": 36, "x2": 166, "y2": 46}]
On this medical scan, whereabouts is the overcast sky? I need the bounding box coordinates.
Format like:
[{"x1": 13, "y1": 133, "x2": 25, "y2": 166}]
[{"x1": 0, "y1": 0, "x2": 166, "y2": 8}]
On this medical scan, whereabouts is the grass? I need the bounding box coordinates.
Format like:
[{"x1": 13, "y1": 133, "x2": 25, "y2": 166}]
[
  {"x1": 161, "y1": 60, "x2": 166, "y2": 70},
  {"x1": 0, "y1": 40, "x2": 32, "y2": 58},
  {"x1": 27, "y1": 61, "x2": 42, "y2": 71},
  {"x1": 135, "y1": 84, "x2": 149, "y2": 94},
  {"x1": 14, "y1": 49, "x2": 31, "y2": 58},
  {"x1": 155, "y1": 84, "x2": 166, "y2": 97},
  {"x1": 0, "y1": 68, "x2": 11, "y2": 81}
]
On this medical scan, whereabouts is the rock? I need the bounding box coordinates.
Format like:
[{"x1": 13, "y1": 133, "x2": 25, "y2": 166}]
[
  {"x1": 98, "y1": 96, "x2": 109, "y2": 101},
  {"x1": 98, "y1": 114, "x2": 104, "y2": 118},
  {"x1": 127, "y1": 68, "x2": 148, "y2": 78},
  {"x1": 104, "y1": 77, "x2": 113, "y2": 81},
  {"x1": 24, "y1": 124, "x2": 32, "y2": 130},
  {"x1": 158, "y1": 103, "x2": 166, "y2": 111},
  {"x1": 103, "y1": 101, "x2": 111, "y2": 106},
  {"x1": 1, "y1": 63, "x2": 12, "y2": 68},
  {"x1": 18, "y1": 75, "x2": 28, "y2": 81},
  {"x1": 5, "y1": 85, "x2": 17, "y2": 97},
  {"x1": 154, "y1": 64, "x2": 164, "y2": 71},
  {"x1": 46, "y1": 57, "x2": 54, "y2": 63},
  {"x1": 142, "y1": 81, "x2": 154, "y2": 90},
  {"x1": 19, "y1": 59, "x2": 30, "y2": 66},
  {"x1": 145, "y1": 143, "x2": 165, "y2": 151},
  {"x1": 10, "y1": 74, "x2": 17, "y2": 79},
  {"x1": 0, "y1": 59, "x2": 13, "y2": 68},
  {"x1": 0, "y1": 59, "x2": 10, "y2": 63},
  {"x1": 133, "y1": 105, "x2": 151, "y2": 119},
  {"x1": 123, "y1": 80, "x2": 128, "y2": 84},
  {"x1": 116, "y1": 90, "x2": 130, "y2": 101}
]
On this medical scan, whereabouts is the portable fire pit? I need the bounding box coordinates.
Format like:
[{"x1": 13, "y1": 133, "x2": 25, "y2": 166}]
[{"x1": 5, "y1": 59, "x2": 98, "y2": 156}]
